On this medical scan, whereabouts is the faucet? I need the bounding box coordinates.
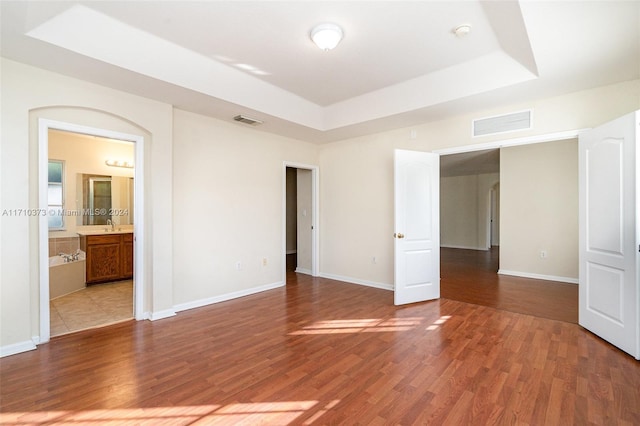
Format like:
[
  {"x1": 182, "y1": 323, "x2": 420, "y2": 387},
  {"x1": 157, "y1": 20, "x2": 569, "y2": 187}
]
[
  {"x1": 59, "y1": 252, "x2": 78, "y2": 262},
  {"x1": 107, "y1": 219, "x2": 115, "y2": 231}
]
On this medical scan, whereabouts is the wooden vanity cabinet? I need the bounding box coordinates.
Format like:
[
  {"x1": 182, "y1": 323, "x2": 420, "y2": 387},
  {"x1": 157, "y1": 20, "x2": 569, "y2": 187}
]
[
  {"x1": 122, "y1": 233, "x2": 134, "y2": 278},
  {"x1": 80, "y1": 233, "x2": 134, "y2": 285}
]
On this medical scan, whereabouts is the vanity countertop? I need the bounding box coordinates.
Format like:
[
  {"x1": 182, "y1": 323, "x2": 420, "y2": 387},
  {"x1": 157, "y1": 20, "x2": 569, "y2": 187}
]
[{"x1": 76, "y1": 229, "x2": 134, "y2": 236}]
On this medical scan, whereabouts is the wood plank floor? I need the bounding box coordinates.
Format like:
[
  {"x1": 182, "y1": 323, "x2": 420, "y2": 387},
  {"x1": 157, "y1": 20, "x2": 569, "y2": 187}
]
[
  {"x1": 1, "y1": 273, "x2": 638, "y2": 425},
  {"x1": 441, "y1": 247, "x2": 579, "y2": 324}
]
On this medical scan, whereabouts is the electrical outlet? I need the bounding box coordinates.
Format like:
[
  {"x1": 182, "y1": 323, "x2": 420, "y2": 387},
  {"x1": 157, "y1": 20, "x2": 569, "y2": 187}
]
[
  {"x1": 540, "y1": 250, "x2": 547, "y2": 259},
  {"x1": 236, "y1": 261, "x2": 242, "y2": 271},
  {"x1": 262, "y1": 257, "x2": 268, "y2": 266}
]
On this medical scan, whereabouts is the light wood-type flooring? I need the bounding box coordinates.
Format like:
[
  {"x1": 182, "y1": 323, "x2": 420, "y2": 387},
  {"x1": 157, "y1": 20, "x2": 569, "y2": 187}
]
[{"x1": 2, "y1": 262, "x2": 639, "y2": 425}]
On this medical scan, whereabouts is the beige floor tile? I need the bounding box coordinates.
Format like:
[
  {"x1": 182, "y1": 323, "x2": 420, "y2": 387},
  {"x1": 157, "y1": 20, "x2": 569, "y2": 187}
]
[
  {"x1": 51, "y1": 281, "x2": 133, "y2": 337},
  {"x1": 49, "y1": 304, "x2": 69, "y2": 336}
]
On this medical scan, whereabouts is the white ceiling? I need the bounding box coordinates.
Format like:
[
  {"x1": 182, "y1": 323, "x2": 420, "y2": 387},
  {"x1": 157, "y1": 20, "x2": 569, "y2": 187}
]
[
  {"x1": 440, "y1": 149, "x2": 500, "y2": 177},
  {"x1": 1, "y1": 1, "x2": 638, "y2": 143}
]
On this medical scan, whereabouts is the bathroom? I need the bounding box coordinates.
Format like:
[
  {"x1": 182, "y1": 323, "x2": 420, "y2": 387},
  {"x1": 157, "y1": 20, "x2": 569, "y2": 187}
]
[{"x1": 48, "y1": 129, "x2": 135, "y2": 336}]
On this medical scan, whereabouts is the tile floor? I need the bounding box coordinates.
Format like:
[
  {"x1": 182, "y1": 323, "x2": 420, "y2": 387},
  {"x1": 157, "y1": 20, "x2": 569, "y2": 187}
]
[{"x1": 50, "y1": 280, "x2": 134, "y2": 337}]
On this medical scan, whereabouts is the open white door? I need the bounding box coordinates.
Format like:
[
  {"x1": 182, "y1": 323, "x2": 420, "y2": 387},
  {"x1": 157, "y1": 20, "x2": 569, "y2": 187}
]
[
  {"x1": 394, "y1": 149, "x2": 440, "y2": 305},
  {"x1": 579, "y1": 111, "x2": 639, "y2": 360}
]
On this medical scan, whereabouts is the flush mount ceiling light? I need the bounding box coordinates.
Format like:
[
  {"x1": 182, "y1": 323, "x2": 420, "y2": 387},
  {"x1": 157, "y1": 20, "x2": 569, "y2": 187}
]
[
  {"x1": 310, "y1": 23, "x2": 343, "y2": 50},
  {"x1": 453, "y1": 24, "x2": 472, "y2": 37}
]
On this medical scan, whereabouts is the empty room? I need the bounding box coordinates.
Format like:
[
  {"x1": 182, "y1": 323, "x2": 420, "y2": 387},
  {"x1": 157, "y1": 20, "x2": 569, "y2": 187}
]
[{"x1": 1, "y1": 1, "x2": 639, "y2": 424}]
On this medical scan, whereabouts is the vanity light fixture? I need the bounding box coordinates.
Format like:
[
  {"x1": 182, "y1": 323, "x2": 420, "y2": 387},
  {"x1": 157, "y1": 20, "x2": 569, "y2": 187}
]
[
  {"x1": 105, "y1": 159, "x2": 134, "y2": 168},
  {"x1": 310, "y1": 23, "x2": 343, "y2": 50}
]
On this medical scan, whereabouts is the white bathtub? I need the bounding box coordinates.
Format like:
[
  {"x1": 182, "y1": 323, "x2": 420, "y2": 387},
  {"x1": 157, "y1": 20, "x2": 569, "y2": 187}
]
[{"x1": 49, "y1": 252, "x2": 86, "y2": 299}]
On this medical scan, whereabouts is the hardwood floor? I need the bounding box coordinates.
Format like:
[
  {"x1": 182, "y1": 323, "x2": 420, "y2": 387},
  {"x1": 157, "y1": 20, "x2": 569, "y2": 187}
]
[
  {"x1": 1, "y1": 272, "x2": 638, "y2": 425},
  {"x1": 441, "y1": 247, "x2": 579, "y2": 324}
]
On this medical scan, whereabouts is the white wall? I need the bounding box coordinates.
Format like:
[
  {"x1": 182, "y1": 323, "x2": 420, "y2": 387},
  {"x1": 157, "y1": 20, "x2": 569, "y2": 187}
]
[
  {"x1": 171, "y1": 109, "x2": 318, "y2": 308},
  {"x1": 441, "y1": 173, "x2": 499, "y2": 250},
  {"x1": 500, "y1": 140, "x2": 579, "y2": 281},
  {"x1": 319, "y1": 79, "x2": 640, "y2": 288},
  {"x1": 1, "y1": 58, "x2": 174, "y2": 354}
]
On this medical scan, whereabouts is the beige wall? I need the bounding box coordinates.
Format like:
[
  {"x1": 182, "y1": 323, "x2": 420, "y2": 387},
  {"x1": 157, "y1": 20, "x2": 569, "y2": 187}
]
[
  {"x1": 48, "y1": 131, "x2": 135, "y2": 237},
  {"x1": 320, "y1": 135, "x2": 395, "y2": 287},
  {"x1": 500, "y1": 140, "x2": 579, "y2": 281},
  {"x1": 171, "y1": 109, "x2": 318, "y2": 307},
  {"x1": 0, "y1": 57, "x2": 319, "y2": 354},
  {"x1": 2, "y1": 53, "x2": 638, "y2": 355},
  {"x1": 1, "y1": 58, "x2": 173, "y2": 353},
  {"x1": 441, "y1": 173, "x2": 499, "y2": 250},
  {"x1": 319, "y1": 79, "x2": 639, "y2": 287}
]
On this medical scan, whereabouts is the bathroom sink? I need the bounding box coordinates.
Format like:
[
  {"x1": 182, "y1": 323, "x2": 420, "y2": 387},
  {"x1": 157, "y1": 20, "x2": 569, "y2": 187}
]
[{"x1": 76, "y1": 229, "x2": 133, "y2": 236}]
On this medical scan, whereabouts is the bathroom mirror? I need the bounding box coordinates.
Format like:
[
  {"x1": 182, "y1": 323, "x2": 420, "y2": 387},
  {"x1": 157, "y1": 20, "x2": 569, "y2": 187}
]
[{"x1": 77, "y1": 174, "x2": 134, "y2": 226}]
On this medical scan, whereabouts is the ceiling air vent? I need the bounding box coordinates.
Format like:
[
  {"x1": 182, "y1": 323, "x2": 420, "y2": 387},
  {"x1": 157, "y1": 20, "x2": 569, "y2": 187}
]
[
  {"x1": 472, "y1": 110, "x2": 531, "y2": 137},
  {"x1": 233, "y1": 115, "x2": 263, "y2": 126}
]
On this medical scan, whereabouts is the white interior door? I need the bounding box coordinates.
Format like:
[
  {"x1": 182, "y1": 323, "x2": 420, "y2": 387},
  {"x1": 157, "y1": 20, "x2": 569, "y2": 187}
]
[
  {"x1": 579, "y1": 111, "x2": 639, "y2": 360},
  {"x1": 394, "y1": 149, "x2": 440, "y2": 305},
  {"x1": 296, "y1": 169, "x2": 313, "y2": 274}
]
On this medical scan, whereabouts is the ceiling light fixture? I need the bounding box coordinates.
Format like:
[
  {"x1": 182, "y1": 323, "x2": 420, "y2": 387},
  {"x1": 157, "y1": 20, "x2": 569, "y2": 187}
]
[
  {"x1": 453, "y1": 24, "x2": 472, "y2": 37},
  {"x1": 310, "y1": 23, "x2": 343, "y2": 51}
]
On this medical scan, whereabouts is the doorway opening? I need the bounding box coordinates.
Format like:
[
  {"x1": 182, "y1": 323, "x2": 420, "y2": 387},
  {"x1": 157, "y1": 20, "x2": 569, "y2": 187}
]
[
  {"x1": 283, "y1": 162, "x2": 318, "y2": 281},
  {"x1": 440, "y1": 148, "x2": 500, "y2": 252},
  {"x1": 38, "y1": 119, "x2": 145, "y2": 344},
  {"x1": 47, "y1": 129, "x2": 135, "y2": 337},
  {"x1": 435, "y1": 131, "x2": 583, "y2": 322}
]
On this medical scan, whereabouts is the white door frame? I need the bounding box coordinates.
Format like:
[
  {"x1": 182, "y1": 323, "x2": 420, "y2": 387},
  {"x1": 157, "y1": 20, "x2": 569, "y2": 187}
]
[
  {"x1": 282, "y1": 162, "x2": 319, "y2": 278},
  {"x1": 38, "y1": 119, "x2": 145, "y2": 344},
  {"x1": 434, "y1": 129, "x2": 587, "y2": 157}
]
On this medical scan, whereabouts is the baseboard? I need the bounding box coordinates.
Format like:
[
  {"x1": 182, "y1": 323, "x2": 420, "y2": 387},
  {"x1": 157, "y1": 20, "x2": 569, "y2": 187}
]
[
  {"x1": 295, "y1": 267, "x2": 312, "y2": 275},
  {"x1": 149, "y1": 309, "x2": 177, "y2": 321},
  {"x1": 498, "y1": 269, "x2": 578, "y2": 284},
  {"x1": 137, "y1": 311, "x2": 151, "y2": 321},
  {"x1": 0, "y1": 339, "x2": 37, "y2": 358},
  {"x1": 174, "y1": 281, "x2": 285, "y2": 313},
  {"x1": 441, "y1": 244, "x2": 489, "y2": 251},
  {"x1": 319, "y1": 273, "x2": 393, "y2": 291}
]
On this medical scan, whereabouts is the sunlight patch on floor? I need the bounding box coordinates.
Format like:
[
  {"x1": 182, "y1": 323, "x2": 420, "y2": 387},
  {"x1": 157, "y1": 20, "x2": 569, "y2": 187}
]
[
  {"x1": 289, "y1": 317, "x2": 424, "y2": 335},
  {"x1": 426, "y1": 315, "x2": 451, "y2": 331},
  {"x1": 0, "y1": 400, "x2": 339, "y2": 425}
]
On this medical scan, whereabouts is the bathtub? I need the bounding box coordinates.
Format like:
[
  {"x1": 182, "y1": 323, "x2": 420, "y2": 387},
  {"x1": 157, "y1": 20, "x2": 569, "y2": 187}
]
[{"x1": 49, "y1": 251, "x2": 86, "y2": 299}]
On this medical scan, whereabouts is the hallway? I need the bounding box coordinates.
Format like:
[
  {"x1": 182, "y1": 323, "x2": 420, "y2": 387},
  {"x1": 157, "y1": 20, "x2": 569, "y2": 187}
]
[{"x1": 441, "y1": 247, "x2": 578, "y2": 323}]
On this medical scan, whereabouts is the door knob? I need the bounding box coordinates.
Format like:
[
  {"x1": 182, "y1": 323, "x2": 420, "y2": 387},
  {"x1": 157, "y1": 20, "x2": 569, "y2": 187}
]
[{"x1": 395, "y1": 233, "x2": 405, "y2": 239}]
